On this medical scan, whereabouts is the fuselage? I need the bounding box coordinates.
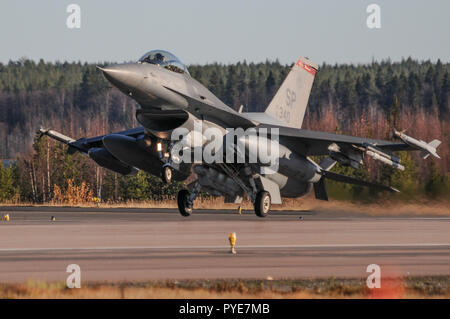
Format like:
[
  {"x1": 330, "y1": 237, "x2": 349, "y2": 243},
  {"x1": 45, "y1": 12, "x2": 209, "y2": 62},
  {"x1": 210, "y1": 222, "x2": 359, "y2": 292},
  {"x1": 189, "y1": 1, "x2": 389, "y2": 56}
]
[{"x1": 100, "y1": 51, "x2": 320, "y2": 199}]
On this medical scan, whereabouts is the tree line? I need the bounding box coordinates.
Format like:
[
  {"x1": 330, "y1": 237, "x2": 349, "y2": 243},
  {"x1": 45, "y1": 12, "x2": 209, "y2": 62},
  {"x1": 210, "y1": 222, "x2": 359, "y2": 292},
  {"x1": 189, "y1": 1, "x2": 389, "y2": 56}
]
[{"x1": 0, "y1": 57, "x2": 448, "y2": 203}]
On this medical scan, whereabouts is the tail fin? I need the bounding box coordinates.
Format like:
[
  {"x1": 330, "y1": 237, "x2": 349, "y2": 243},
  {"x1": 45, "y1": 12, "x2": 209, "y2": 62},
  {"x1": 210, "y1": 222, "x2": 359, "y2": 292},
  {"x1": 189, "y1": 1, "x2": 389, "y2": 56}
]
[
  {"x1": 429, "y1": 139, "x2": 441, "y2": 149},
  {"x1": 264, "y1": 57, "x2": 318, "y2": 129},
  {"x1": 421, "y1": 139, "x2": 441, "y2": 159}
]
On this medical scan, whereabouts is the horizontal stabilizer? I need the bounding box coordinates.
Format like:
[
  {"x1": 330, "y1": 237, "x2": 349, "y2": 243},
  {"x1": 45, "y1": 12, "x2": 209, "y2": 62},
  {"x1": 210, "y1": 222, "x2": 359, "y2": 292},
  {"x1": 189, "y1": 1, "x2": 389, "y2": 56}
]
[{"x1": 322, "y1": 170, "x2": 399, "y2": 193}]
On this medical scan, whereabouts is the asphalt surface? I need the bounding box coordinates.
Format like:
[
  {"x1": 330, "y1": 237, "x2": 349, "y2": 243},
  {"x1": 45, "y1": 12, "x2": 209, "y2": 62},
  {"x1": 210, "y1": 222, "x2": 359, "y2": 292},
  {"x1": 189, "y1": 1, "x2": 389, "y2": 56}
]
[{"x1": 0, "y1": 206, "x2": 449, "y2": 283}]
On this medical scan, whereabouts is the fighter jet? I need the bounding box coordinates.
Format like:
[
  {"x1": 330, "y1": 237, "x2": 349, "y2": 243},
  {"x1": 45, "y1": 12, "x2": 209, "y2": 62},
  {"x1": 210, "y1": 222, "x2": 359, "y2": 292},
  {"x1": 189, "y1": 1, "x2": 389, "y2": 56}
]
[{"x1": 40, "y1": 50, "x2": 441, "y2": 217}]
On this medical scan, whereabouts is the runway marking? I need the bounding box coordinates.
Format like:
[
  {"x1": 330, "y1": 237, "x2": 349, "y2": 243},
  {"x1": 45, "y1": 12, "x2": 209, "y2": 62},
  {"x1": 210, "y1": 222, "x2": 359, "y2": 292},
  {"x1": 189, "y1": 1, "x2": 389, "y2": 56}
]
[{"x1": 1, "y1": 243, "x2": 450, "y2": 252}]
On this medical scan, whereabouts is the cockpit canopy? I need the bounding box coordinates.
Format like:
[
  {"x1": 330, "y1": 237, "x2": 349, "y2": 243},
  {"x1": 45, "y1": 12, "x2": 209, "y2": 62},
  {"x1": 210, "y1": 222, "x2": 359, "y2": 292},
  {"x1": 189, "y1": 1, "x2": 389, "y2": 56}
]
[{"x1": 138, "y1": 50, "x2": 190, "y2": 75}]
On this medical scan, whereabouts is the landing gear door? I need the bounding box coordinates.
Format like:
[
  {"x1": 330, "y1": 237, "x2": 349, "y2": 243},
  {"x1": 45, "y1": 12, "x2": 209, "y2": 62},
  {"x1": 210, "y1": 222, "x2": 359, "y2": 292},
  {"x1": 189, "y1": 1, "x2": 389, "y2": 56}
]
[{"x1": 255, "y1": 176, "x2": 282, "y2": 204}]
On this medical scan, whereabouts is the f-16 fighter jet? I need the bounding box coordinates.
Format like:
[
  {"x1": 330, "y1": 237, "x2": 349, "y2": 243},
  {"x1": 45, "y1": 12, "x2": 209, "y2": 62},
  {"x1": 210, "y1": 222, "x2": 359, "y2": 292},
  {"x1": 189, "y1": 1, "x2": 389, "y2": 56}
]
[{"x1": 40, "y1": 50, "x2": 441, "y2": 217}]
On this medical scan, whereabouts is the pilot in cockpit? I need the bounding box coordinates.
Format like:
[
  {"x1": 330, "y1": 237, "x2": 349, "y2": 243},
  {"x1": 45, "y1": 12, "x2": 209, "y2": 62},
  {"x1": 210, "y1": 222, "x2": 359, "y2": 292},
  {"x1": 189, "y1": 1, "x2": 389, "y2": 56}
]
[
  {"x1": 153, "y1": 53, "x2": 165, "y2": 63},
  {"x1": 142, "y1": 52, "x2": 165, "y2": 65},
  {"x1": 139, "y1": 50, "x2": 190, "y2": 76}
]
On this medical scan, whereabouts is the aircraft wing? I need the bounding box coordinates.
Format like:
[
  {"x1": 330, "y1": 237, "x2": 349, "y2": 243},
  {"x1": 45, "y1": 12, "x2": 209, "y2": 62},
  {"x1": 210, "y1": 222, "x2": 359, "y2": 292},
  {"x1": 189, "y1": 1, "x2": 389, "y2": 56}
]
[
  {"x1": 259, "y1": 124, "x2": 414, "y2": 156},
  {"x1": 39, "y1": 126, "x2": 146, "y2": 153},
  {"x1": 156, "y1": 87, "x2": 411, "y2": 157}
]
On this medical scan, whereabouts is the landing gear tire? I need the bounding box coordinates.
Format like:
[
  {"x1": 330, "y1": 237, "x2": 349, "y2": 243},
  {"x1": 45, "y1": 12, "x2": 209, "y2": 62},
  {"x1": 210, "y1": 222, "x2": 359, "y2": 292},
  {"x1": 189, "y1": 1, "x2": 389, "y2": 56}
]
[
  {"x1": 161, "y1": 165, "x2": 172, "y2": 184},
  {"x1": 177, "y1": 189, "x2": 192, "y2": 217},
  {"x1": 254, "y1": 191, "x2": 271, "y2": 218}
]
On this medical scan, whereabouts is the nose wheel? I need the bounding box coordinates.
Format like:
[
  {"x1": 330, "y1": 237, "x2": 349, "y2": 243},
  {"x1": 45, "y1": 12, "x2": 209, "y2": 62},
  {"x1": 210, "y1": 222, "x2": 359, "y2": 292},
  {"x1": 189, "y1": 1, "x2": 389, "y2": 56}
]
[
  {"x1": 254, "y1": 191, "x2": 271, "y2": 218},
  {"x1": 161, "y1": 165, "x2": 172, "y2": 184}
]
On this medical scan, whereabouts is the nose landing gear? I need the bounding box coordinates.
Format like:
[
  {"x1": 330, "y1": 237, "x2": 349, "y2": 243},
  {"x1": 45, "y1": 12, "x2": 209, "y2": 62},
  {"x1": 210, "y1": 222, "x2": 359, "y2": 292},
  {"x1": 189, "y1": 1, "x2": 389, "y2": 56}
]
[{"x1": 161, "y1": 164, "x2": 173, "y2": 184}]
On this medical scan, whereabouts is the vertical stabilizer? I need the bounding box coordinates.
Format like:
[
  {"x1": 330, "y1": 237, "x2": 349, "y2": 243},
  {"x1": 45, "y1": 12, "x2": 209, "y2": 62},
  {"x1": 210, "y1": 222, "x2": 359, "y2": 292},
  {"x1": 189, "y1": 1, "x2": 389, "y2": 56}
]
[{"x1": 264, "y1": 57, "x2": 318, "y2": 129}]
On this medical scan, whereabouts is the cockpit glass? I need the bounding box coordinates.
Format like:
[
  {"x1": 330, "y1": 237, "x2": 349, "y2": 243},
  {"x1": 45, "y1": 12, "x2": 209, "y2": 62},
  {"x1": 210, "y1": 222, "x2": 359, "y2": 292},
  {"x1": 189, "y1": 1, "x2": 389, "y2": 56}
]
[{"x1": 138, "y1": 50, "x2": 190, "y2": 75}]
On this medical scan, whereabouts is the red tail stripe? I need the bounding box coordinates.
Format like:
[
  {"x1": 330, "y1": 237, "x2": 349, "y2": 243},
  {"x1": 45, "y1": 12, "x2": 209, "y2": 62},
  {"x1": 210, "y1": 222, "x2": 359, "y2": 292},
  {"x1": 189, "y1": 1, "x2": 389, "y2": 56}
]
[{"x1": 296, "y1": 60, "x2": 317, "y2": 76}]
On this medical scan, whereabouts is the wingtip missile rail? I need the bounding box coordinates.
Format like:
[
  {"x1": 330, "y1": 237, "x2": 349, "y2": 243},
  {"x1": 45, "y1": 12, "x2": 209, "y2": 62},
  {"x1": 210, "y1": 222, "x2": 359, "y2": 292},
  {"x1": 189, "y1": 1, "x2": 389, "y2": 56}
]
[
  {"x1": 38, "y1": 128, "x2": 76, "y2": 145},
  {"x1": 38, "y1": 128, "x2": 87, "y2": 154},
  {"x1": 393, "y1": 129, "x2": 441, "y2": 159}
]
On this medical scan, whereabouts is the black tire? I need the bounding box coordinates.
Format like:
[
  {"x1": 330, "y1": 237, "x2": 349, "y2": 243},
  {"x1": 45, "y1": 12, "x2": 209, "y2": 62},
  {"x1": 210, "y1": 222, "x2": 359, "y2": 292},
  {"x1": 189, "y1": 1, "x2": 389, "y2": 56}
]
[
  {"x1": 161, "y1": 166, "x2": 172, "y2": 184},
  {"x1": 177, "y1": 189, "x2": 192, "y2": 217},
  {"x1": 254, "y1": 191, "x2": 271, "y2": 218}
]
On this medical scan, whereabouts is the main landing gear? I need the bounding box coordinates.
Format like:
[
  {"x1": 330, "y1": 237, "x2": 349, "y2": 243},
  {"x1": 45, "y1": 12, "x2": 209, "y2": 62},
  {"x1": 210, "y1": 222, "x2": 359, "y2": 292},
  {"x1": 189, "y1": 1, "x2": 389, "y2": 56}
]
[
  {"x1": 254, "y1": 191, "x2": 271, "y2": 218},
  {"x1": 174, "y1": 164, "x2": 274, "y2": 218},
  {"x1": 176, "y1": 188, "x2": 272, "y2": 218},
  {"x1": 177, "y1": 189, "x2": 192, "y2": 217},
  {"x1": 176, "y1": 183, "x2": 201, "y2": 217}
]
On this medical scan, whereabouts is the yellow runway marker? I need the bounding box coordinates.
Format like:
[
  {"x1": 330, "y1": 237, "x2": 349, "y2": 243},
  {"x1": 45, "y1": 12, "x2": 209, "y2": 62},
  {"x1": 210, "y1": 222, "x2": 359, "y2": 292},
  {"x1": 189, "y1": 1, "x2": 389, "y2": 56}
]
[{"x1": 228, "y1": 232, "x2": 236, "y2": 254}]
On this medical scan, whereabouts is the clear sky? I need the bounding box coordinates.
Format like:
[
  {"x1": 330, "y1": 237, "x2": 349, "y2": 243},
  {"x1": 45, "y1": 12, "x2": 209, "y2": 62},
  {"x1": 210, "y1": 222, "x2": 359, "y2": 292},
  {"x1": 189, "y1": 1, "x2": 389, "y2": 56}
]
[{"x1": 0, "y1": 0, "x2": 449, "y2": 65}]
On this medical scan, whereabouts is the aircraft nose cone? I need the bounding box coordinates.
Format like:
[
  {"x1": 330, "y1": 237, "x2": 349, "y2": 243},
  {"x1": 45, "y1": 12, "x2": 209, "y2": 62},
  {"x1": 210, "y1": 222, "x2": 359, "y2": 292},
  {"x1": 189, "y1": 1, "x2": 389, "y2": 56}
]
[{"x1": 98, "y1": 63, "x2": 143, "y2": 92}]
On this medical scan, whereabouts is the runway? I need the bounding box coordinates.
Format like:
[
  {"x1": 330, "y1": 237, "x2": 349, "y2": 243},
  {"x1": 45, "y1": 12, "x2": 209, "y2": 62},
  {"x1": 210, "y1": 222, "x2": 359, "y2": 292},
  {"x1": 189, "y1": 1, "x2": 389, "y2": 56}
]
[{"x1": 0, "y1": 206, "x2": 449, "y2": 283}]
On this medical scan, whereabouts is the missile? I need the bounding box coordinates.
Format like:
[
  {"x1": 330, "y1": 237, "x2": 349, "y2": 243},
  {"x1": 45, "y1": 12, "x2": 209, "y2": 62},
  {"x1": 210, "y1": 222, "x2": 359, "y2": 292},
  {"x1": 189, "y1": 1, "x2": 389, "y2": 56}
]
[
  {"x1": 39, "y1": 128, "x2": 75, "y2": 144},
  {"x1": 393, "y1": 130, "x2": 441, "y2": 159},
  {"x1": 355, "y1": 143, "x2": 404, "y2": 170},
  {"x1": 363, "y1": 143, "x2": 401, "y2": 163},
  {"x1": 365, "y1": 149, "x2": 405, "y2": 171}
]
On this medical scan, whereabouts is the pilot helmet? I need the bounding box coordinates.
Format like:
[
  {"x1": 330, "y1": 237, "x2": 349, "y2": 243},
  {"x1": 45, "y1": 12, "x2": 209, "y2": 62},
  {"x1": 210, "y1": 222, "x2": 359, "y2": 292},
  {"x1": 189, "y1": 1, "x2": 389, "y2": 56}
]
[{"x1": 154, "y1": 53, "x2": 165, "y2": 63}]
